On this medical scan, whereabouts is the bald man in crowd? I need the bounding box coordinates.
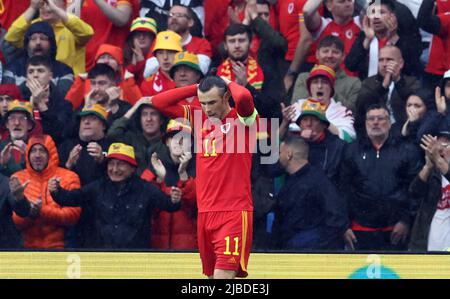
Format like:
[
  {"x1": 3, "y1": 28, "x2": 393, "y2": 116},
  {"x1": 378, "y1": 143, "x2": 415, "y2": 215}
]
[{"x1": 355, "y1": 45, "x2": 421, "y2": 134}]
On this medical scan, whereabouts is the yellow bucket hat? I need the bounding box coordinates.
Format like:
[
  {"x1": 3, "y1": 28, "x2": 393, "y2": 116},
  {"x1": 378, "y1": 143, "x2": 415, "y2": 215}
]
[
  {"x1": 152, "y1": 30, "x2": 183, "y2": 54},
  {"x1": 130, "y1": 17, "x2": 157, "y2": 36},
  {"x1": 169, "y1": 51, "x2": 203, "y2": 79},
  {"x1": 107, "y1": 143, "x2": 137, "y2": 166}
]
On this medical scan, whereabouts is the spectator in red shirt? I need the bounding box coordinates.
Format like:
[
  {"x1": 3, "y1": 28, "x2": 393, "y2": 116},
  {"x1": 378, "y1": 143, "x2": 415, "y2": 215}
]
[
  {"x1": 140, "y1": 30, "x2": 182, "y2": 96},
  {"x1": 80, "y1": 0, "x2": 139, "y2": 70},
  {"x1": 304, "y1": 0, "x2": 362, "y2": 77},
  {"x1": 418, "y1": 0, "x2": 450, "y2": 89}
]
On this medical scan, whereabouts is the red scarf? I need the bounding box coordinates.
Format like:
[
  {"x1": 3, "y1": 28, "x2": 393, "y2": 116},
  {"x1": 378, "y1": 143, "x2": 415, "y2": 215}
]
[{"x1": 217, "y1": 57, "x2": 264, "y2": 91}]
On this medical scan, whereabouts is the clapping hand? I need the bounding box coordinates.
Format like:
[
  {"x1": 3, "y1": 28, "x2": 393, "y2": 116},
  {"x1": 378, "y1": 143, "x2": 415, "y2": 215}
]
[
  {"x1": 170, "y1": 186, "x2": 182, "y2": 204},
  {"x1": 151, "y1": 152, "x2": 166, "y2": 183}
]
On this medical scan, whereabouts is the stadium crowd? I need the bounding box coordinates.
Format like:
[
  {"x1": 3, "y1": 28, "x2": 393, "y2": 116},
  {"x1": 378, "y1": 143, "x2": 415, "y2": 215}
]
[{"x1": 0, "y1": 0, "x2": 449, "y2": 254}]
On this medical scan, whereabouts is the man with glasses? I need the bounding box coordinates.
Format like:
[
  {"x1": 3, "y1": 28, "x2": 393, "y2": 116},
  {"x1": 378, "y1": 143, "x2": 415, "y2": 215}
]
[
  {"x1": 144, "y1": 4, "x2": 212, "y2": 78},
  {"x1": 140, "y1": 0, "x2": 204, "y2": 37},
  {"x1": 0, "y1": 100, "x2": 35, "y2": 177},
  {"x1": 339, "y1": 104, "x2": 422, "y2": 251},
  {"x1": 0, "y1": 84, "x2": 24, "y2": 142}
]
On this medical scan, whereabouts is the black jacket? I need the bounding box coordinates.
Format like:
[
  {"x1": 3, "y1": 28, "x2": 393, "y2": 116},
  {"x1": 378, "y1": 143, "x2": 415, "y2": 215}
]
[
  {"x1": 408, "y1": 169, "x2": 450, "y2": 251},
  {"x1": 308, "y1": 132, "x2": 346, "y2": 185},
  {"x1": 0, "y1": 173, "x2": 30, "y2": 248},
  {"x1": 22, "y1": 82, "x2": 73, "y2": 145},
  {"x1": 272, "y1": 163, "x2": 348, "y2": 250},
  {"x1": 58, "y1": 138, "x2": 110, "y2": 186},
  {"x1": 250, "y1": 16, "x2": 287, "y2": 114},
  {"x1": 346, "y1": 0, "x2": 423, "y2": 79},
  {"x1": 339, "y1": 134, "x2": 422, "y2": 228},
  {"x1": 355, "y1": 74, "x2": 421, "y2": 134},
  {"x1": 51, "y1": 175, "x2": 180, "y2": 249},
  {"x1": 345, "y1": 31, "x2": 422, "y2": 80}
]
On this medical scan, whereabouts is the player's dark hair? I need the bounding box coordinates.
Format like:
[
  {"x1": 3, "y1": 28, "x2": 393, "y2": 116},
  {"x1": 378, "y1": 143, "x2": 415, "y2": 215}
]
[
  {"x1": 317, "y1": 35, "x2": 344, "y2": 53},
  {"x1": 26, "y1": 55, "x2": 53, "y2": 72},
  {"x1": 88, "y1": 63, "x2": 116, "y2": 81},
  {"x1": 198, "y1": 76, "x2": 228, "y2": 97},
  {"x1": 224, "y1": 23, "x2": 253, "y2": 42}
]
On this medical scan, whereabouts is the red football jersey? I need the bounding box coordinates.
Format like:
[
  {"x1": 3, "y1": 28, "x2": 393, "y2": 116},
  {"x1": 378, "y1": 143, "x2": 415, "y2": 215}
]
[
  {"x1": 313, "y1": 16, "x2": 362, "y2": 76},
  {"x1": 151, "y1": 83, "x2": 256, "y2": 213},
  {"x1": 0, "y1": 0, "x2": 29, "y2": 30},
  {"x1": 81, "y1": 0, "x2": 139, "y2": 70},
  {"x1": 191, "y1": 107, "x2": 255, "y2": 212},
  {"x1": 185, "y1": 36, "x2": 213, "y2": 57},
  {"x1": 427, "y1": 5, "x2": 450, "y2": 75},
  {"x1": 434, "y1": 14, "x2": 450, "y2": 76},
  {"x1": 277, "y1": 0, "x2": 319, "y2": 62}
]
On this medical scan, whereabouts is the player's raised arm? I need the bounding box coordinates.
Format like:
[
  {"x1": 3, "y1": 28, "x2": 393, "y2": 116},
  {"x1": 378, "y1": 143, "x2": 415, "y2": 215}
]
[
  {"x1": 151, "y1": 84, "x2": 198, "y2": 119},
  {"x1": 227, "y1": 81, "x2": 257, "y2": 125}
]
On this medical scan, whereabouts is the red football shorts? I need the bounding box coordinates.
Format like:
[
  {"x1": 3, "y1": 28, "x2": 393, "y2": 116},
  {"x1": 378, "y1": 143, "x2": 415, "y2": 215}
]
[{"x1": 197, "y1": 210, "x2": 253, "y2": 277}]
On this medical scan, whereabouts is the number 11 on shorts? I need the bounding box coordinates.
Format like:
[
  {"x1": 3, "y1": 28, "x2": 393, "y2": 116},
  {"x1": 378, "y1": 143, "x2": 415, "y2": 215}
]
[{"x1": 223, "y1": 236, "x2": 239, "y2": 256}]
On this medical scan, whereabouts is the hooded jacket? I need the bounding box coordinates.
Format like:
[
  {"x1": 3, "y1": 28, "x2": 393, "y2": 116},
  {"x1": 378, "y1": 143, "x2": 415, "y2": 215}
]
[
  {"x1": 65, "y1": 44, "x2": 142, "y2": 109},
  {"x1": 107, "y1": 105, "x2": 166, "y2": 176},
  {"x1": 12, "y1": 135, "x2": 81, "y2": 249},
  {"x1": 2, "y1": 21, "x2": 74, "y2": 98},
  {"x1": 5, "y1": 14, "x2": 94, "y2": 75}
]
